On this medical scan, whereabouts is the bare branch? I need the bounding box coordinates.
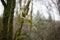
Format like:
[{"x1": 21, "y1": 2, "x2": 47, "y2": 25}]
[{"x1": 1, "y1": 0, "x2": 7, "y2": 8}]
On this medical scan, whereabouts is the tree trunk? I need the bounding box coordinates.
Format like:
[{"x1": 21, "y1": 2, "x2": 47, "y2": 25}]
[
  {"x1": 7, "y1": 0, "x2": 15, "y2": 40},
  {"x1": 57, "y1": 0, "x2": 60, "y2": 14},
  {"x1": 1, "y1": 0, "x2": 15, "y2": 40}
]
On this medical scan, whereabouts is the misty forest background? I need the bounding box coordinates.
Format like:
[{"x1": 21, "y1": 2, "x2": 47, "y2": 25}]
[{"x1": 0, "y1": 0, "x2": 60, "y2": 40}]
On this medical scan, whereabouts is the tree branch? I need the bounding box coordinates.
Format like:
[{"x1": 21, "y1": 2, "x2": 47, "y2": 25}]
[{"x1": 1, "y1": 0, "x2": 7, "y2": 8}]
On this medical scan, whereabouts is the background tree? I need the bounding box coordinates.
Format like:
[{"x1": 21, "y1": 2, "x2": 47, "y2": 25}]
[
  {"x1": 57, "y1": 0, "x2": 60, "y2": 14},
  {"x1": 14, "y1": 0, "x2": 31, "y2": 40}
]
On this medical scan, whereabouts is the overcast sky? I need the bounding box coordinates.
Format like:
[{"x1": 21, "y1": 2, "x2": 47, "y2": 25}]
[
  {"x1": 0, "y1": 1, "x2": 4, "y2": 16},
  {"x1": 0, "y1": 0, "x2": 60, "y2": 20}
]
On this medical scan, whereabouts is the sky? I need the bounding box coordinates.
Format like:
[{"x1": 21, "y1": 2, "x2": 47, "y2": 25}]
[
  {"x1": 0, "y1": 1, "x2": 4, "y2": 16},
  {"x1": 33, "y1": 0, "x2": 60, "y2": 20},
  {"x1": 0, "y1": 0, "x2": 60, "y2": 20}
]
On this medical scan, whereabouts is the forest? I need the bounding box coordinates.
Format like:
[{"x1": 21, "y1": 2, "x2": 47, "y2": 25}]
[{"x1": 0, "y1": 0, "x2": 60, "y2": 40}]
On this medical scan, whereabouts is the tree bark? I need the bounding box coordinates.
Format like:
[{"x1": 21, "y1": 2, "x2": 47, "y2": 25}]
[
  {"x1": 1, "y1": 0, "x2": 15, "y2": 40},
  {"x1": 7, "y1": 0, "x2": 15, "y2": 40}
]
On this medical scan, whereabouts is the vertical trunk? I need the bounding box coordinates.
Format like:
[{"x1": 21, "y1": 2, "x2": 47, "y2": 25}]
[
  {"x1": 57, "y1": 0, "x2": 60, "y2": 13},
  {"x1": 7, "y1": 0, "x2": 15, "y2": 40},
  {"x1": 29, "y1": 0, "x2": 33, "y2": 40},
  {"x1": 14, "y1": 0, "x2": 31, "y2": 40},
  {"x1": 1, "y1": 0, "x2": 15, "y2": 40},
  {"x1": 2, "y1": 0, "x2": 10, "y2": 40}
]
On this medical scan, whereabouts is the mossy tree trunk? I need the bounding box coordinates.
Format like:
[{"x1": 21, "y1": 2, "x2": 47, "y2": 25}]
[
  {"x1": 14, "y1": 0, "x2": 31, "y2": 40},
  {"x1": 1, "y1": 0, "x2": 15, "y2": 40},
  {"x1": 7, "y1": 0, "x2": 15, "y2": 40}
]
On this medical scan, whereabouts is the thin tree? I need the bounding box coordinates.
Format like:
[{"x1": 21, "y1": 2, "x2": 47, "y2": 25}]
[
  {"x1": 14, "y1": 0, "x2": 31, "y2": 40},
  {"x1": 57, "y1": 0, "x2": 60, "y2": 14}
]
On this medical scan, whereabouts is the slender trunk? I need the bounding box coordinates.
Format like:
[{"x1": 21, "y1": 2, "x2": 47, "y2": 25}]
[
  {"x1": 14, "y1": 0, "x2": 31, "y2": 40},
  {"x1": 57, "y1": 0, "x2": 60, "y2": 13}
]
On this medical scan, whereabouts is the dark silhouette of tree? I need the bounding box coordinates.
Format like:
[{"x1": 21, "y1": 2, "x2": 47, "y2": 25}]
[
  {"x1": 14, "y1": 0, "x2": 31, "y2": 40},
  {"x1": 1, "y1": 0, "x2": 15, "y2": 40},
  {"x1": 57, "y1": 0, "x2": 60, "y2": 14},
  {"x1": 1, "y1": 0, "x2": 7, "y2": 8}
]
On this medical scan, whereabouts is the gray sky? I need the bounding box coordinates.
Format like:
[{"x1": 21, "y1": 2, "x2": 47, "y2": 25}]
[
  {"x1": 33, "y1": 0, "x2": 60, "y2": 20},
  {"x1": 0, "y1": 1, "x2": 4, "y2": 16},
  {"x1": 0, "y1": 0, "x2": 60, "y2": 20}
]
